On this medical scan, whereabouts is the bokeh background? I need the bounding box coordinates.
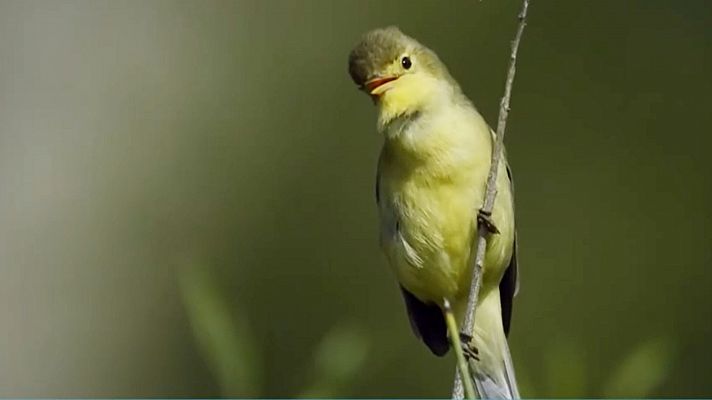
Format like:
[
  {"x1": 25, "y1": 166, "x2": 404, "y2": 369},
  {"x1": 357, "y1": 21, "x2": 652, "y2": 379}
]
[{"x1": 1, "y1": 0, "x2": 711, "y2": 397}]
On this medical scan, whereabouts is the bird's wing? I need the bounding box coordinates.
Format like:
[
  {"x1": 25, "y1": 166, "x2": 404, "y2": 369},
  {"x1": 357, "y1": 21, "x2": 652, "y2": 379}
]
[
  {"x1": 400, "y1": 286, "x2": 450, "y2": 356},
  {"x1": 375, "y1": 171, "x2": 380, "y2": 204},
  {"x1": 499, "y1": 162, "x2": 519, "y2": 337}
]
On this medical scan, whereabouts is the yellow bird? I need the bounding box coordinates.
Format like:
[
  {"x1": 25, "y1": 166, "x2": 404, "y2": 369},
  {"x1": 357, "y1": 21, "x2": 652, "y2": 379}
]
[{"x1": 348, "y1": 27, "x2": 520, "y2": 398}]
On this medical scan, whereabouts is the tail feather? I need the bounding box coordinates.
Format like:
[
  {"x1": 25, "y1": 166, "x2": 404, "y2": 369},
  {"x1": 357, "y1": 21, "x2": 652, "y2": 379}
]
[
  {"x1": 468, "y1": 289, "x2": 520, "y2": 399},
  {"x1": 501, "y1": 335, "x2": 520, "y2": 399},
  {"x1": 472, "y1": 343, "x2": 519, "y2": 399}
]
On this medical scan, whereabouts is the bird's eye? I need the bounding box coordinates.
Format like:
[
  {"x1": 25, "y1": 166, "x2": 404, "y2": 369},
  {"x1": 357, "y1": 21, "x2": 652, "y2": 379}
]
[{"x1": 401, "y1": 56, "x2": 412, "y2": 70}]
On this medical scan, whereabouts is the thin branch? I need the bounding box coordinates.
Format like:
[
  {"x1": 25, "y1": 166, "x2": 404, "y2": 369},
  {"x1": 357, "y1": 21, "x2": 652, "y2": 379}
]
[{"x1": 452, "y1": 0, "x2": 530, "y2": 398}]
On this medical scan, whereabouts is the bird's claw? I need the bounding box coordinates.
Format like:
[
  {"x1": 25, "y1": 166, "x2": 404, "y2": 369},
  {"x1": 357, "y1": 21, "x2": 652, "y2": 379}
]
[
  {"x1": 459, "y1": 332, "x2": 480, "y2": 361},
  {"x1": 477, "y1": 209, "x2": 500, "y2": 234}
]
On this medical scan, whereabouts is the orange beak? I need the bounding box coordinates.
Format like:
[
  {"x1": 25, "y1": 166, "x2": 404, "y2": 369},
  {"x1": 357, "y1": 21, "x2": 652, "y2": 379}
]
[{"x1": 364, "y1": 76, "x2": 399, "y2": 94}]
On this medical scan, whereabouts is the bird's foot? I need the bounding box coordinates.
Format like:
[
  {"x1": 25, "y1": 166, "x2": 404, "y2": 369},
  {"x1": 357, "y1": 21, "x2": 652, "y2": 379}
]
[
  {"x1": 459, "y1": 332, "x2": 480, "y2": 361},
  {"x1": 477, "y1": 209, "x2": 500, "y2": 234}
]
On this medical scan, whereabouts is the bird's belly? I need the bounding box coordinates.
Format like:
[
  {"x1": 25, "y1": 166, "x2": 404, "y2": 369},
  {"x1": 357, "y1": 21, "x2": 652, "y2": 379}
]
[{"x1": 380, "y1": 182, "x2": 477, "y2": 304}]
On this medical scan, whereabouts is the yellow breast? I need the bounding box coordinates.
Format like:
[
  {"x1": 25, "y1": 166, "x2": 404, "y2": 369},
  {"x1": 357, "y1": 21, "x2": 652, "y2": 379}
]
[{"x1": 376, "y1": 102, "x2": 516, "y2": 305}]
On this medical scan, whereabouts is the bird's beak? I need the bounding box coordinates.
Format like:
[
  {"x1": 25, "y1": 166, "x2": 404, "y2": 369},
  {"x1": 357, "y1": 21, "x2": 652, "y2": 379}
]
[{"x1": 363, "y1": 76, "x2": 399, "y2": 95}]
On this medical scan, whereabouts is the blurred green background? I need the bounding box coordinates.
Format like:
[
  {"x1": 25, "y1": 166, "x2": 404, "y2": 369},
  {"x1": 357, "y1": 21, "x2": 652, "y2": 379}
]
[{"x1": 1, "y1": 0, "x2": 710, "y2": 397}]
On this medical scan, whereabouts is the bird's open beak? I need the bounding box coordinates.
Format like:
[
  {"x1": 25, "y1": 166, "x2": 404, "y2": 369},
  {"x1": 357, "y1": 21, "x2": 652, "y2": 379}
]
[{"x1": 363, "y1": 76, "x2": 399, "y2": 95}]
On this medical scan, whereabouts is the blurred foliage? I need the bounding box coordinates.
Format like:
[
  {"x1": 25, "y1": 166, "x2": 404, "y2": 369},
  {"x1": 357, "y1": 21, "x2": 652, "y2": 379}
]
[
  {"x1": 179, "y1": 262, "x2": 369, "y2": 398},
  {"x1": 517, "y1": 336, "x2": 674, "y2": 398},
  {"x1": 299, "y1": 322, "x2": 369, "y2": 398},
  {"x1": 1, "y1": 0, "x2": 711, "y2": 397},
  {"x1": 178, "y1": 262, "x2": 262, "y2": 397},
  {"x1": 602, "y1": 338, "x2": 675, "y2": 398}
]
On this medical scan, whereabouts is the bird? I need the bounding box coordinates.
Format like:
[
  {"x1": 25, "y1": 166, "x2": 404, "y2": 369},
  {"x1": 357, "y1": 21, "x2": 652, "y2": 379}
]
[{"x1": 348, "y1": 26, "x2": 520, "y2": 399}]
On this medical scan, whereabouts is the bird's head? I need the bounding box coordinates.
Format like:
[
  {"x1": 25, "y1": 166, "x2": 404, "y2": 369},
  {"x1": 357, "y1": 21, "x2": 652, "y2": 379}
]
[{"x1": 348, "y1": 27, "x2": 458, "y2": 124}]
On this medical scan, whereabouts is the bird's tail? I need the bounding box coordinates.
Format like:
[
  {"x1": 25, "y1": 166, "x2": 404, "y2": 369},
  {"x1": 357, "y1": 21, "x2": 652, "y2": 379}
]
[{"x1": 467, "y1": 288, "x2": 520, "y2": 399}]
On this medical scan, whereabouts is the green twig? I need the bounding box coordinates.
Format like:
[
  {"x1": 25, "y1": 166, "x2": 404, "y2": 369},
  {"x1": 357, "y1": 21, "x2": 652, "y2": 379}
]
[{"x1": 444, "y1": 299, "x2": 476, "y2": 399}]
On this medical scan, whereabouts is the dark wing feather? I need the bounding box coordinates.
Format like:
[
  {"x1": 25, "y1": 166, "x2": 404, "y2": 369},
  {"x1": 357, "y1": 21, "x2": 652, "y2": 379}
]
[
  {"x1": 499, "y1": 163, "x2": 519, "y2": 336},
  {"x1": 499, "y1": 234, "x2": 518, "y2": 336},
  {"x1": 375, "y1": 174, "x2": 380, "y2": 203},
  {"x1": 400, "y1": 286, "x2": 450, "y2": 356}
]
